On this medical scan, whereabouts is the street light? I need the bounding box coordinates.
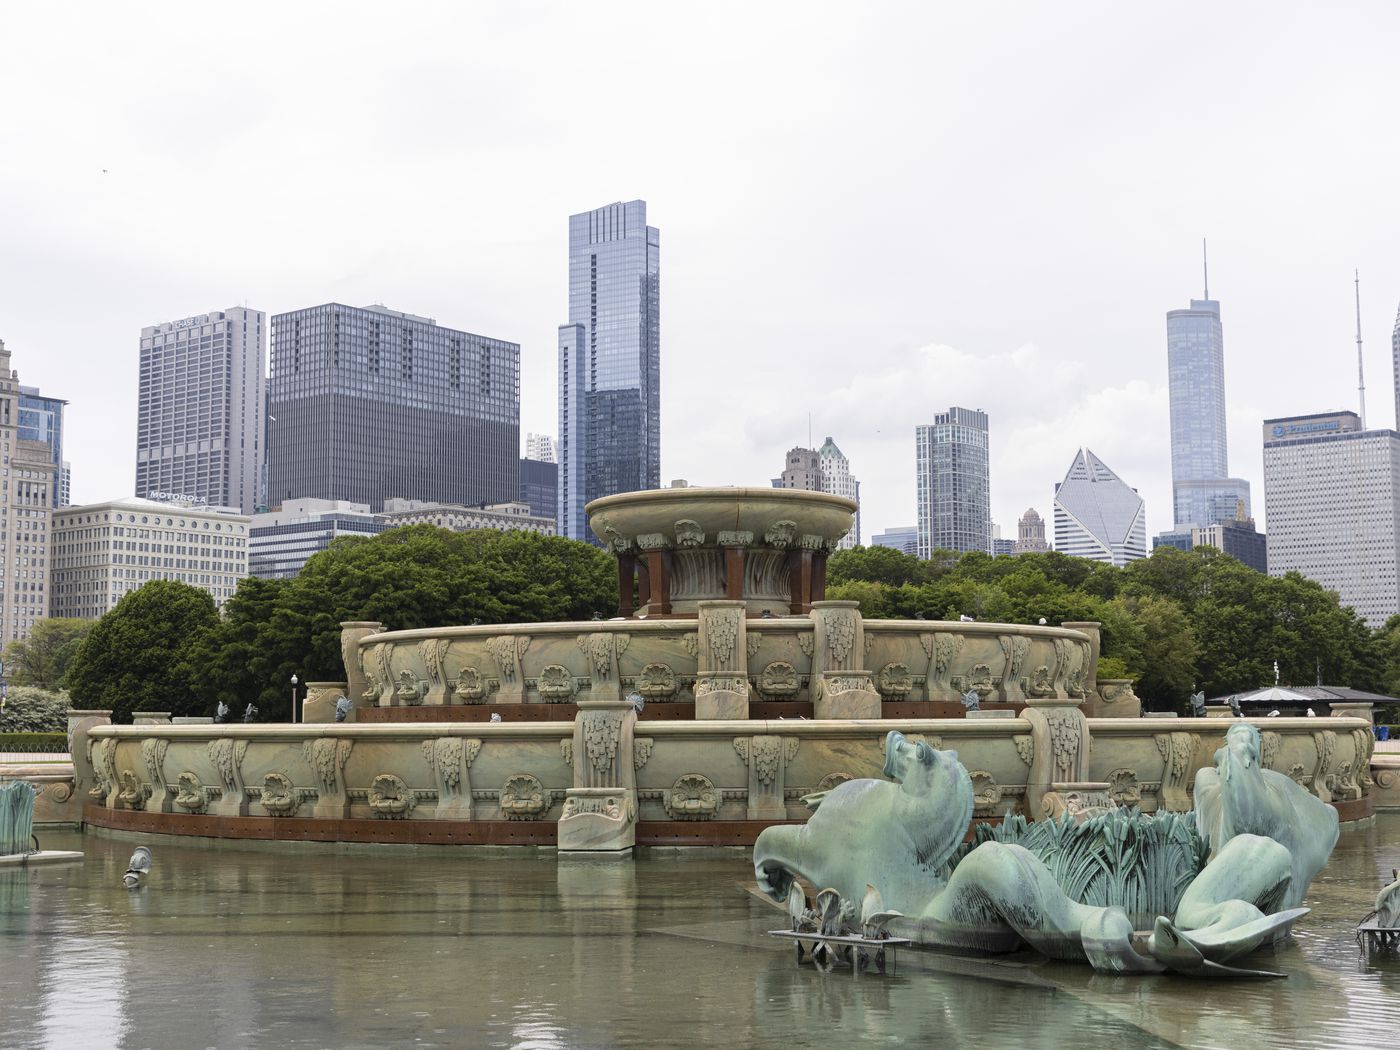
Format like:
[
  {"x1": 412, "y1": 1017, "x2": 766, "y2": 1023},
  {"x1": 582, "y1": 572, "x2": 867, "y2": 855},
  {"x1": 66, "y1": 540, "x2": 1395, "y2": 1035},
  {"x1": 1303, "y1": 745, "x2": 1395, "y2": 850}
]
[{"x1": 290, "y1": 674, "x2": 299, "y2": 724}]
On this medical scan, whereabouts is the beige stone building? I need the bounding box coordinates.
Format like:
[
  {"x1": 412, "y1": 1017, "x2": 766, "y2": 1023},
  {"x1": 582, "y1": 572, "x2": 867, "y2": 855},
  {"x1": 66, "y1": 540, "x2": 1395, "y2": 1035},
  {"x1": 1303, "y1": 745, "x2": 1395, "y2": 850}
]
[
  {"x1": 0, "y1": 340, "x2": 57, "y2": 642},
  {"x1": 51, "y1": 497, "x2": 250, "y2": 620},
  {"x1": 380, "y1": 498, "x2": 555, "y2": 536}
]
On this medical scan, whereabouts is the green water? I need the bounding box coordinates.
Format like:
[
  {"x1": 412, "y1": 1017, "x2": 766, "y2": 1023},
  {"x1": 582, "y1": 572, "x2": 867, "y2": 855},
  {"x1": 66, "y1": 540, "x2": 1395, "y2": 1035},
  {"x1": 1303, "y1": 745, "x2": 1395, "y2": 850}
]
[{"x1": 1, "y1": 818, "x2": 1398, "y2": 1049}]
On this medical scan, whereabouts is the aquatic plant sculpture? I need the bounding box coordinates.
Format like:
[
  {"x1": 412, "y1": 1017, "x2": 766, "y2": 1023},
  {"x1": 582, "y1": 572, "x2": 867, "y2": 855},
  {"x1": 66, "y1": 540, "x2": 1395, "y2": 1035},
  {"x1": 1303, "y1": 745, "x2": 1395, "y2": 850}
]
[
  {"x1": 753, "y1": 729, "x2": 1339, "y2": 978},
  {"x1": 0, "y1": 781, "x2": 37, "y2": 857}
]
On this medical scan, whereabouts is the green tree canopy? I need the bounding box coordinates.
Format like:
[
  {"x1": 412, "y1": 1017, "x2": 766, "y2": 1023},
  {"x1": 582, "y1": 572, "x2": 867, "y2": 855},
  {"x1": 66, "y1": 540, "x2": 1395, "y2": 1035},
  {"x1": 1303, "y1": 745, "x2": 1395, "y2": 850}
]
[
  {"x1": 65, "y1": 580, "x2": 220, "y2": 723},
  {"x1": 2, "y1": 618, "x2": 93, "y2": 690},
  {"x1": 178, "y1": 525, "x2": 617, "y2": 720}
]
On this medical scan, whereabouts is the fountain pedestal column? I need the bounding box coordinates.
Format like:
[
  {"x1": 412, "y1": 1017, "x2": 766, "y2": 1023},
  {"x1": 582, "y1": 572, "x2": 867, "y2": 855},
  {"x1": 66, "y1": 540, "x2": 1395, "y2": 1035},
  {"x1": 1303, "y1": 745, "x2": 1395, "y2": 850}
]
[
  {"x1": 809, "y1": 600, "x2": 881, "y2": 719},
  {"x1": 693, "y1": 600, "x2": 750, "y2": 719},
  {"x1": 559, "y1": 700, "x2": 638, "y2": 854}
]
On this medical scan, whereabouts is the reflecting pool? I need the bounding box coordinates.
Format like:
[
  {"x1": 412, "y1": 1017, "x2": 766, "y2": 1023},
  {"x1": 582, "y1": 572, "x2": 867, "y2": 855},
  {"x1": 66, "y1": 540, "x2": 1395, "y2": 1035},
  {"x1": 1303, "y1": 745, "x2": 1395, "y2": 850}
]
[{"x1": 2, "y1": 819, "x2": 1399, "y2": 1050}]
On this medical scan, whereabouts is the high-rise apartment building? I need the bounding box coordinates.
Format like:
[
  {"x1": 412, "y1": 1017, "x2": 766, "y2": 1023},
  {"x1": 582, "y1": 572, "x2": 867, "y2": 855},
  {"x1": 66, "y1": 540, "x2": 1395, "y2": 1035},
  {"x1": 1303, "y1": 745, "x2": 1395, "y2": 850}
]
[
  {"x1": 1263, "y1": 411, "x2": 1400, "y2": 625},
  {"x1": 136, "y1": 307, "x2": 266, "y2": 515},
  {"x1": 915, "y1": 408, "x2": 990, "y2": 558},
  {"x1": 1165, "y1": 291, "x2": 1251, "y2": 528},
  {"x1": 558, "y1": 201, "x2": 661, "y2": 541},
  {"x1": 0, "y1": 341, "x2": 56, "y2": 642},
  {"x1": 50, "y1": 497, "x2": 249, "y2": 620},
  {"x1": 19, "y1": 385, "x2": 68, "y2": 507},
  {"x1": 1013, "y1": 508, "x2": 1049, "y2": 554},
  {"x1": 267, "y1": 304, "x2": 519, "y2": 512},
  {"x1": 774, "y1": 439, "x2": 860, "y2": 548},
  {"x1": 1053, "y1": 448, "x2": 1146, "y2": 567},
  {"x1": 525, "y1": 433, "x2": 556, "y2": 464}
]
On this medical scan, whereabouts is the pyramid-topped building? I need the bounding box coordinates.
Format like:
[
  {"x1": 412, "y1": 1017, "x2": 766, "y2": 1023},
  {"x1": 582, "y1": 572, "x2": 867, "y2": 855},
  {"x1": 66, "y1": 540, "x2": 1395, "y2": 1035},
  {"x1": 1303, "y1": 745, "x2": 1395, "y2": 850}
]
[{"x1": 1053, "y1": 448, "x2": 1146, "y2": 567}]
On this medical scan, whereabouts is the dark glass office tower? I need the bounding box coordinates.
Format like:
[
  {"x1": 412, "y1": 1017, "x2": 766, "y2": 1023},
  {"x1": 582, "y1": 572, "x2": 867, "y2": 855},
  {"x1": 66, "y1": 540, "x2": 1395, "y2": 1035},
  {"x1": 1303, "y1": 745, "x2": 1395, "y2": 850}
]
[
  {"x1": 19, "y1": 385, "x2": 68, "y2": 506},
  {"x1": 558, "y1": 201, "x2": 660, "y2": 541},
  {"x1": 267, "y1": 304, "x2": 519, "y2": 512}
]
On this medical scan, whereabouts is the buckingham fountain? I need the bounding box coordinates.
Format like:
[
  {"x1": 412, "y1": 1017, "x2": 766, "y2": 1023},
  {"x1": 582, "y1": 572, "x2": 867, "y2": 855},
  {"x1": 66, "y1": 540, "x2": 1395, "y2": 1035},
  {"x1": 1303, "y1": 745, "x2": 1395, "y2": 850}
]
[{"x1": 45, "y1": 486, "x2": 1381, "y2": 976}]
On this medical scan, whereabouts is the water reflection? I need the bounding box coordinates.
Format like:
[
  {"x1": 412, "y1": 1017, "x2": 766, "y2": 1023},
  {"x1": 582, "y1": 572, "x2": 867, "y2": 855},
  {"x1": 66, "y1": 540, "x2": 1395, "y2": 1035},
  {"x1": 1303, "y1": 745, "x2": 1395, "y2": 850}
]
[{"x1": 0, "y1": 823, "x2": 1396, "y2": 1049}]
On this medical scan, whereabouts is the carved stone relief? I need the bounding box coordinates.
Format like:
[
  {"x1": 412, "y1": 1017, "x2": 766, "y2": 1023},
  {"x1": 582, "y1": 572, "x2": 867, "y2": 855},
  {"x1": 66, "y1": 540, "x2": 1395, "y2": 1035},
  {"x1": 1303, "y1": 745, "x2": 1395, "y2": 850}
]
[
  {"x1": 301, "y1": 738, "x2": 354, "y2": 818},
  {"x1": 1155, "y1": 732, "x2": 1197, "y2": 812},
  {"x1": 734, "y1": 735, "x2": 799, "y2": 820},
  {"x1": 395, "y1": 669, "x2": 425, "y2": 705},
  {"x1": 758, "y1": 661, "x2": 800, "y2": 697},
  {"x1": 582, "y1": 710, "x2": 622, "y2": 773},
  {"x1": 674, "y1": 519, "x2": 705, "y2": 547},
  {"x1": 368, "y1": 774, "x2": 416, "y2": 819},
  {"x1": 538, "y1": 664, "x2": 576, "y2": 700},
  {"x1": 664, "y1": 774, "x2": 717, "y2": 820},
  {"x1": 452, "y1": 666, "x2": 487, "y2": 702},
  {"x1": 1311, "y1": 730, "x2": 1337, "y2": 803},
  {"x1": 500, "y1": 773, "x2": 548, "y2": 820},
  {"x1": 117, "y1": 769, "x2": 146, "y2": 811},
  {"x1": 920, "y1": 633, "x2": 964, "y2": 701},
  {"x1": 1106, "y1": 768, "x2": 1141, "y2": 807},
  {"x1": 875, "y1": 662, "x2": 913, "y2": 698},
  {"x1": 258, "y1": 772, "x2": 301, "y2": 817},
  {"x1": 207, "y1": 738, "x2": 249, "y2": 816},
  {"x1": 173, "y1": 771, "x2": 208, "y2": 813},
  {"x1": 764, "y1": 520, "x2": 798, "y2": 548},
  {"x1": 969, "y1": 770, "x2": 1000, "y2": 814},
  {"x1": 636, "y1": 663, "x2": 678, "y2": 698}
]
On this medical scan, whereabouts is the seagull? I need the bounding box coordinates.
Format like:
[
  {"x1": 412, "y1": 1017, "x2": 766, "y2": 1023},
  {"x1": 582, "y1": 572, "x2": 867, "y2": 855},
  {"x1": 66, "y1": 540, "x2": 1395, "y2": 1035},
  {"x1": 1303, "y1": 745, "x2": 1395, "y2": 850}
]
[{"x1": 122, "y1": 846, "x2": 151, "y2": 888}]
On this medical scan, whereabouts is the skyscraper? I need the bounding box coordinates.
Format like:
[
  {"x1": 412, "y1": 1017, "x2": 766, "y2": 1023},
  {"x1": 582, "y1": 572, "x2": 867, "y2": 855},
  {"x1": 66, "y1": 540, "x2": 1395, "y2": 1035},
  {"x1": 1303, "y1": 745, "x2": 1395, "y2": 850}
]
[
  {"x1": 1391, "y1": 302, "x2": 1400, "y2": 429},
  {"x1": 915, "y1": 407, "x2": 990, "y2": 558},
  {"x1": 19, "y1": 385, "x2": 67, "y2": 506},
  {"x1": 774, "y1": 438, "x2": 860, "y2": 548},
  {"x1": 1165, "y1": 277, "x2": 1251, "y2": 529},
  {"x1": 136, "y1": 307, "x2": 267, "y2": 514},
  {"x1": 1053, "y1": 448, "x2": 1146, "y2": 567},
  {"x1": 558, "y1": 200, "x2": 660, "y2": 541},
  {"x1": 1263, "y1": 411, "x2": 1400, "y2": 625},
  {"x1": 525, "y1": 433, "x2": 556, "y2": 463},
  {"x1": 266, "y1": 303, "x2": 519, "y2": 512},
  {"x1": 0, "y1": 340, "x2": 57, "y2": 641}
]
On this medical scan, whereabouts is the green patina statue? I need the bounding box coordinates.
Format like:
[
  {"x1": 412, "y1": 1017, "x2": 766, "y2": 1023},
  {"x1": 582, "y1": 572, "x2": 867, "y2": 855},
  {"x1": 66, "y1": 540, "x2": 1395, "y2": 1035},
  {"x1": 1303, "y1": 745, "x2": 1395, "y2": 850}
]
[{"x1": 754, "y1": 728, "x2": 1338, "y2": 978}]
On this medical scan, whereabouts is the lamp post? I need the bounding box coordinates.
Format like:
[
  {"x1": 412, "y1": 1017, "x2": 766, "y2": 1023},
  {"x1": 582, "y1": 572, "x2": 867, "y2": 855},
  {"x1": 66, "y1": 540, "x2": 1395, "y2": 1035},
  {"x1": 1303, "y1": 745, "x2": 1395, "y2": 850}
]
[{"x1": 290, "y1": 674, "x2": 299, "y2": 724}]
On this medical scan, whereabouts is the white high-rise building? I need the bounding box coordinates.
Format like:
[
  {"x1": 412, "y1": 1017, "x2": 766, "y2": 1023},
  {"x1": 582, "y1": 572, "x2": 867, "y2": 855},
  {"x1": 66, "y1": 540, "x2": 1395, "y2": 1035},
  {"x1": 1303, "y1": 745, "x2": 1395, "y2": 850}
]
[
  {"x1": 1053, "y1": 448, "x2": 1146, "y2": 567},
  {"x1": 136, "y1": 307, "x2": 267, "y2": 515},
  {"x1": 817, "y1": 437, "x2": 860, "y2": 548},
  {"x1": 525, "y1": 433, "x2": 557, "y2": 464},
  {"x1": 50, "y1": 497, "x2": 250, "y2": 620},
  {"x1": 0, "y1": 340, "x2": 57, "y2": 642},
  {"x1": 1263, "y1": 411, "x2": 1400, "y2": 626},
  {"x1": 774, "y1": 438, "x2": 860, "y2": 548},
  {"x1": 1391, "y1": 303, "x2": 1400, "y2": 430}
]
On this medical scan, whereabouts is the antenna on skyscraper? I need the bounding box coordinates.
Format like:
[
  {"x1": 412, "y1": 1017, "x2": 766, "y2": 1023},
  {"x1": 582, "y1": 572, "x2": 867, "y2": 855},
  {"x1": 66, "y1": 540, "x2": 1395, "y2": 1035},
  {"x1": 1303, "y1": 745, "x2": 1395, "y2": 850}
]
[
  {"x1": 1356, "y1": 268, "x2": 1367, "y2": 429},
  {"x1": 1202, "y1": 238, "x2": 1209, "y2": 299},
  {"x1": 808, "y1": 413, "x2": 812, "y2": 449}
]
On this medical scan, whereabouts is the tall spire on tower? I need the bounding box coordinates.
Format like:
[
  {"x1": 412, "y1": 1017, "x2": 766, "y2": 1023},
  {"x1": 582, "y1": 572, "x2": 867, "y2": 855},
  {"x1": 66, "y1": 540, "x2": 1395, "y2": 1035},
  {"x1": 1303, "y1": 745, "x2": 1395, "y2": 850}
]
[
  {"x1": 1203, "y1": 238, "x2": 1209, "y2": 299},
  {"x1": 1356, "y1": 269, "x2": 1367, "y2": 429}
]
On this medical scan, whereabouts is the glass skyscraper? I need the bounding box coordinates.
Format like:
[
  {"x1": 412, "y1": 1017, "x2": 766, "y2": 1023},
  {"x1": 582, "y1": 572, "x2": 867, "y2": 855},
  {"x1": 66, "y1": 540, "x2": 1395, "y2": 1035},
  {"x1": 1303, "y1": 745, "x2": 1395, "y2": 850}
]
[
  {"x1": 558, "y1": 200, "x2": 660, "y2": 541},
  {"x1": 19, "y1": 385, "x2": 68, "y2": 506},
  {"x1": 915, "y1": 407, "x2": 990, "y2": 557},
  {"x1": 1165, "y1": 295, "x2": 1251, "y2": 528},
  {"x1": 1053, "y1": 448, "x2": 1147, "y2": 567},
  {"x1": 267, "y1": 303, "x2": 519, "y2": 512}
]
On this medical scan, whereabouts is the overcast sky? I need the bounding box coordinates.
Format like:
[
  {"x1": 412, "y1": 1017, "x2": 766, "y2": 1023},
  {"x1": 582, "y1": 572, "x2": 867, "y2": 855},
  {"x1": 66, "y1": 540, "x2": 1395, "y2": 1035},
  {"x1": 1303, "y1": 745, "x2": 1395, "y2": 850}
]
[{"x1": 3, "y1": 2, "x2": 1400, "y2": 543}]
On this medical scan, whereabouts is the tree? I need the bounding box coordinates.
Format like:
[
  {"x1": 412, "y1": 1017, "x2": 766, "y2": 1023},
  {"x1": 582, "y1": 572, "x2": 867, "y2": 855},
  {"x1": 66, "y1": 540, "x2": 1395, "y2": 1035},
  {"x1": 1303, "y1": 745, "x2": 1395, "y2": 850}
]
[
  {"x1": 65, "y1": 580, "x2": 219, "y2": 723},
  {"x1": 828, "y1": 545, "x2": 928, "y2": 588},
  {"x1": 2, "y1": 618, "x2": 93, "y2": 690}
]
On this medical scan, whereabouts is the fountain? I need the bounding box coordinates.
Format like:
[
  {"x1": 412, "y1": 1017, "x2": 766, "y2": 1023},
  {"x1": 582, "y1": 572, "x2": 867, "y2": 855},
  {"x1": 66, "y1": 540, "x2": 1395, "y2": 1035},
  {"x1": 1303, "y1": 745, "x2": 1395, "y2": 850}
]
[{"x1": 51, "y1": 486, "x2": 1373, "y2": 856}]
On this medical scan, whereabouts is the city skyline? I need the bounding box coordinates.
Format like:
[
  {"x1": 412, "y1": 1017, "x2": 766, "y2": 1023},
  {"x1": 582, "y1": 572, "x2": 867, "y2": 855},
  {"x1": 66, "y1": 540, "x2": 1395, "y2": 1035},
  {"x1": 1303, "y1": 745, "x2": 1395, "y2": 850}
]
[{"x1": 6, "y1": 6, "x2": 1400, "y2": 547}]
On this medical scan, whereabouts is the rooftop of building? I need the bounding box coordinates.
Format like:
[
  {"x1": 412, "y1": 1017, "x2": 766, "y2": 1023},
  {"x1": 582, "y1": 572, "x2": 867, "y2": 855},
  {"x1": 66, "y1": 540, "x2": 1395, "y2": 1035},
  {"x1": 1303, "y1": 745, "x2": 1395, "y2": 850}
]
[{"x1": 57, "y1": 495, "x2": 247, "y2": 518}]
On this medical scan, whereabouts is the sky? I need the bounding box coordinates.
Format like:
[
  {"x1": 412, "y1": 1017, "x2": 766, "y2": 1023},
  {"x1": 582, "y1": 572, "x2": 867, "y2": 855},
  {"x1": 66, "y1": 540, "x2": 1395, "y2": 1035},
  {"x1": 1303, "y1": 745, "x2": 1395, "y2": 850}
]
[{"x1": 3, "y1": 2, "x2": 1400, "y2": 543}]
